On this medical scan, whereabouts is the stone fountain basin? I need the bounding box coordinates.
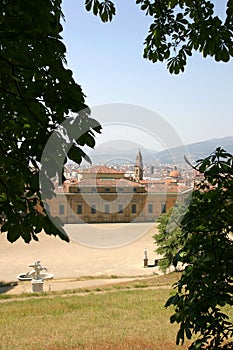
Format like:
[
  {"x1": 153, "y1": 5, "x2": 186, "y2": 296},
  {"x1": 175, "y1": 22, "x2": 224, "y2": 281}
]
[{"x1": 17, "y1": 272, "x2": 54, "y2": 281}]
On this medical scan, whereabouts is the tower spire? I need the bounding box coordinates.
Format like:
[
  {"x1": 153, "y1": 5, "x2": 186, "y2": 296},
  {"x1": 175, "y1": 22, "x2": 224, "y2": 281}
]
[{"x1": 134, "y1": 149, "x2": 143, "y2": 182}]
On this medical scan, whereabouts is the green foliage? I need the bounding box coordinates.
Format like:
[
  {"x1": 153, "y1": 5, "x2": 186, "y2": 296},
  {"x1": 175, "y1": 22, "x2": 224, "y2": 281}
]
[
  {"x1": 1, "y1": 0, "x2": 232, "y2": 245},
  {"x1": 87, "y1": 0, "x2": 233, "y2": 73},
  {"x1": 154, "y1": 205, "x2": 187, "y2": 273},
  {"x1": 85, "y1": 0, "x2": 116, "y2": 22},
  {"x1": 165, "y1": 148, "x2": 233, "y2": 349},
  {"x1": 141, "y1": 0, "x2": 233, "y2": 74},
  {"x1": 0, "y1": 1, "x2": 101, "y2": 242}
]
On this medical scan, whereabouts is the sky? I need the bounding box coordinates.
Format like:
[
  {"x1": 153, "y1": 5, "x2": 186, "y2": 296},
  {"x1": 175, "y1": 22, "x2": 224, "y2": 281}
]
[{"x1": 60, "y1": 1, "x2": 233, "y2": 150}]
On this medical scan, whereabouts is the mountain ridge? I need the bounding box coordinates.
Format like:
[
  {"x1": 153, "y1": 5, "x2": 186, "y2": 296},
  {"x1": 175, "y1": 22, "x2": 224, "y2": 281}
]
[
  {"x1": 156, "y1": 136, "x2": 233, "y2": 164},
  {"x1": 88, "y1": 136, "x2": 233, "y2": 165}
]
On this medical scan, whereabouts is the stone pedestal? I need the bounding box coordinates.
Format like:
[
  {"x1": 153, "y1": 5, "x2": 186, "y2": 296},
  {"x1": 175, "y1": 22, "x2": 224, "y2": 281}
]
[
  {"x1": 31, "y1": 279, "x2": 44, "y2": 293},
  {"x1": 143, "y1": 258, "x2": 148, "y2": 267}
]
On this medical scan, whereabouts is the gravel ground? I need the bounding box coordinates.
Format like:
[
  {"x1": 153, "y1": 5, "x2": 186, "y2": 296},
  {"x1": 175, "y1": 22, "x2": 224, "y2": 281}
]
[{"x1": 0, "y1": 223, "x2": 162, "y2": 287}]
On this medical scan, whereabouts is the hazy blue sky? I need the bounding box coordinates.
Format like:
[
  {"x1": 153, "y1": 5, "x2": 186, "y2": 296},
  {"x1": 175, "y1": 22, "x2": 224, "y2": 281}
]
[{"x1": 61, "y1": 1, "x2": 232, "y2": 147}]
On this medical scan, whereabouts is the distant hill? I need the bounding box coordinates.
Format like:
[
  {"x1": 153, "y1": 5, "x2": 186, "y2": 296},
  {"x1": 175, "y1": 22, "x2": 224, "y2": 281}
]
[
  {"x1": 87, "y1": 140, "x2": 158, "y2": 165},
  {"x1": 87, "y1": 136, "x2": 233, "y2": 165},
  {"x1": 89, "y1": 148, "x2": 159, "y2": 165},
  {"x1": 156, "y1": 136, "x2": 233, "y2": 164}
]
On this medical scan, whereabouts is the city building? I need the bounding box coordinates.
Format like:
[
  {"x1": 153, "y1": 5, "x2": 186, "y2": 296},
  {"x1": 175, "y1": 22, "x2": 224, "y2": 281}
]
[{"x1": 47, "y1": 150, "x2": 192, "y2": 223}]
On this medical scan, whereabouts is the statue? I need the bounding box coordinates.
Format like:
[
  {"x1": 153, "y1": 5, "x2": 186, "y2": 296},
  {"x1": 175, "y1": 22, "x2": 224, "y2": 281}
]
[{"x1": 28, "y1": 261, "x2": 47, "y2": 280}]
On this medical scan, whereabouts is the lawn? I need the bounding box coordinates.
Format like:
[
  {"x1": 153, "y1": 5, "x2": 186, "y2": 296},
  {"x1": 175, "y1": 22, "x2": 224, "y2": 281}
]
[
  {"x1": 0, "y1": 273, "x2": 189, "y2": 350},
  {"x1": 0, "y1": 273, "x2": 232, "y2": 350}
]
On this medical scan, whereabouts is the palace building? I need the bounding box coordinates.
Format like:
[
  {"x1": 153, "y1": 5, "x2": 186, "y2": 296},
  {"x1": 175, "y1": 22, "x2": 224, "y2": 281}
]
[{"x1": 47, "y1": 150, "x2": 192, "y2": 224}]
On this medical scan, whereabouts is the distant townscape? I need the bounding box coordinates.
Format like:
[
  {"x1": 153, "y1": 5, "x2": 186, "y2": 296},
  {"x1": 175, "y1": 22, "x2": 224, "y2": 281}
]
[
  {"x1": 47, "y1": 149, "x2": 199, "y2": 224},
  {"x1": 46, "y1": 137, "x2": 232, "y2": 224}
]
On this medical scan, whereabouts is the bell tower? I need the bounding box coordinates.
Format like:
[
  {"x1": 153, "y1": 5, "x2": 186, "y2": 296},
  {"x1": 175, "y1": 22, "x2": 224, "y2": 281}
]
[{"x1": 134, "y1": 149, "x2": 143, "y2": 182}]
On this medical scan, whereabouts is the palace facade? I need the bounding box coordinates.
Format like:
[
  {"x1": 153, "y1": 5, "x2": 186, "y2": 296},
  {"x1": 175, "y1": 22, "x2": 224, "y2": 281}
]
[{"x1": 47, "y1": 150, "x2": 192, "y2": 224}]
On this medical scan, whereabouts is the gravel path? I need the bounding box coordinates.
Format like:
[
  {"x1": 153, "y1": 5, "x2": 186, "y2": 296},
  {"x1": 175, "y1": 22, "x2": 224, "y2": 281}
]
[{"x1": 0, "y1": 223, "x2": 162, "y2": 291}]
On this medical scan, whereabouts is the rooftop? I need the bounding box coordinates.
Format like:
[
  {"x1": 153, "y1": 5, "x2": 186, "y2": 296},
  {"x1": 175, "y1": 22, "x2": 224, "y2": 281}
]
[{"x1": 82, "y1": 165, "x2": 125, "y2": 175}]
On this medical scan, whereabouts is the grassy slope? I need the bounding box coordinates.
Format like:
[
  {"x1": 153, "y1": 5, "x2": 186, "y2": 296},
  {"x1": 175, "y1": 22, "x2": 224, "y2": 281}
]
[
  {"x1": 1, "y1": 290, "x2": 188, "y2": 350},
  {"x1": 0, "y1": 273, "x2": 186, "y2": 350},
  {"x1": 0, "y1": 273, "x2": 232, "y2": 350}
]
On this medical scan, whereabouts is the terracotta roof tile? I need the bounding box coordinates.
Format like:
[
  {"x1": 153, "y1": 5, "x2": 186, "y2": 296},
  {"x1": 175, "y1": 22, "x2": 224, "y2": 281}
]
[
  {"x1": 77, "y1": 178, "x2": 144, "y2": 187},
  {"x1": 82, "y1": 166, "x2": 125, "y2": 174},
  {"x1": 147, "y1": 184, "x2": 178, "y2": 193}
]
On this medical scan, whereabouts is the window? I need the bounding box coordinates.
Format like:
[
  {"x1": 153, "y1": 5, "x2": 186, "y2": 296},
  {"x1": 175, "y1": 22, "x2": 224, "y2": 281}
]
[
  {"x1": 133, "y1": 187, "x2": 137, "y2": 192},
  {"x1": 104, "y1": 204, "x2": 109, "y2": 214},
  {"x1": 59, "y1": 204, "x2": 65, "y2": 215},
  {"x1": 131, "y1": 204, "x2": 136, "y2": 214},
  {"x1": 91, "y1": 205, "x2": 96, "y2": 214},
  {"x1": 104, "y1": 188, "x2": 110, "y2": 192},
  {"x1": 77, "y1": 204, "x2": 82, "y2": 214},
  {"x1": 161, "y1": 203, "x2": 166, "y2": 213},
  {"x1": 118, "y1": 204, "x2": 123, "y2": 214},
  {"x1": 148, "y1": 204, "x2": 153, "y2": 214}
]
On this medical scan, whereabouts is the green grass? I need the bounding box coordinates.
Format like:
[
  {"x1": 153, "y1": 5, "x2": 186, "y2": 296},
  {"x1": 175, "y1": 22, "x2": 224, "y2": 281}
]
[
  {"x1": 0, "y1": 273, "x2": 231, "y2": 350},
  {"x1": 0, "y1": 272, "x2": 181, "y2": 301},
  {"x1": 0, "y1": 288, "x2": 187, "y2": 350},
  {"x1": 0, "y1": 273, "x2": 188, "y2": 350}
]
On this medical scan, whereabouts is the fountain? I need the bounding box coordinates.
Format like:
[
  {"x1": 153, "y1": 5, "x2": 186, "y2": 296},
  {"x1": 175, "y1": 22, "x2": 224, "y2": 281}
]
[{"x1": 17, "y1": 261, "x2": 54, "y2": 293}]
